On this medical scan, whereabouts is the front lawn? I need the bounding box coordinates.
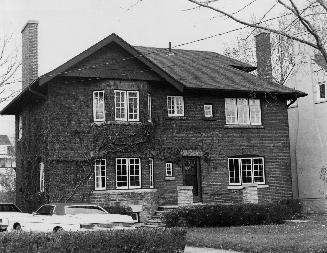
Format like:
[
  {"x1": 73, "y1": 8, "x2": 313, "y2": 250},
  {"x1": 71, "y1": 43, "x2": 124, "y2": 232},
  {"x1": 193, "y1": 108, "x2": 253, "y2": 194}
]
[{"x1": 186, "y1": 215, "x2": 327, "y2": 252}]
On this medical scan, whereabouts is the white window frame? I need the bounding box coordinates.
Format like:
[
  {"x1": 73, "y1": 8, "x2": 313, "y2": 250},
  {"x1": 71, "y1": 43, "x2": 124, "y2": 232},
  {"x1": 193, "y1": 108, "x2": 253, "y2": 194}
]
[
  {"x1": 18, "y1": 115, "x2": 22, "y2": 140},
  {"x1": 39, "y1": 162, "x2": 45, "y2": 192},
  {"x1": 114, "y1": 90, "x2": 139, "y2": 121},
  {"x1": 228, "y1": 157, "x2": 265, "y2": 185},
  {"x1": 166, "y1": 162, "x2": 173, "y2": 177},
  {"x1": 93, "y1": 91, "x2": 105, "y2": 122},
  {"x1": 149, "y1": 158, "x2": 154, "y2": 188},
  {"x1": 204, "y1": 104, "x2": 213, "y2": 118},
  {"x1": 116, "y1": 158, "x2": 141, "y2": 189},
  {"x1": 167, "y1": 96, "x2": 184, "y2": 117},
  {"x1": 94, "y1": 159, "x2": 106, "y2": 190},
  {"x1": 225, "y1": 98, "x2": 261, "y2": 125},
  {"x1": 148, "y1": 93, "x2": 152, "y2": 122}
]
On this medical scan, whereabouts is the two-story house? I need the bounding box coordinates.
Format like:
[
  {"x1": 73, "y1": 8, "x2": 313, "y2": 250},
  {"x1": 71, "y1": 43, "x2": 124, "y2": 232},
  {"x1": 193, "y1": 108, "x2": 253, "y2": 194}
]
[
  {"x1": 0, "y1": 135, "x2": 15, "y2": 169},
  {"x1": 1, "y1": 21, "x2": 305, "y2": 219}
]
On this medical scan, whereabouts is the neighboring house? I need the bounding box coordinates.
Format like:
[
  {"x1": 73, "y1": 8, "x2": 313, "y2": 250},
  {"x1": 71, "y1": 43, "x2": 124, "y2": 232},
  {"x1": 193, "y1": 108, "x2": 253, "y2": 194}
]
[
  {"x1": 286, "y1": 44, "x2": 327, "y2": 213},
  {"x1": 1, "y1": 21, "x2": 305, "y2": 218},
  {"x1": 0, "y1": 135, "x2": 15, "y2": 169}
]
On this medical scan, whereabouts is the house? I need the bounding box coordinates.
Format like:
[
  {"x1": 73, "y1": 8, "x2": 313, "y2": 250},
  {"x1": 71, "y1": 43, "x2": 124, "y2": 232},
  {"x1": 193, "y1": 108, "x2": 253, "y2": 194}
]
[
  {"x1": 0, "y1": 135, "x2": 15, "y2": 169},
  {"x1": 286, "y1": 44, "x2": 327, "y2": 213},
  {"x1": 0, "y1": 21, "x2": 306, "y2": 219}
]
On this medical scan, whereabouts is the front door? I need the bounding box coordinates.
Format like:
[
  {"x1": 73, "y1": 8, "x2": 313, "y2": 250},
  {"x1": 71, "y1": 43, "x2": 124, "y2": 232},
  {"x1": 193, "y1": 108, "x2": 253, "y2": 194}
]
[{"x1": 182, "y1": 157, "x2": 202, "y2": 203}]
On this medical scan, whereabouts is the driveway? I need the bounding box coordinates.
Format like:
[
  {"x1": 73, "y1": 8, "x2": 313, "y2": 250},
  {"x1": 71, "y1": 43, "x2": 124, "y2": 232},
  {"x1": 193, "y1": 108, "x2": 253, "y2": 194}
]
[{"x1": 184, "y1": 246, "x2": 240, "y2": 253}]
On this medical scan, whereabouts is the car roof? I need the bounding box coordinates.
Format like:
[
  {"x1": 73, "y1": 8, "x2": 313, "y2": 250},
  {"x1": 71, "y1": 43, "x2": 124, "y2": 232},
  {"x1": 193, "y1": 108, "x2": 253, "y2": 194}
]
[{"x1": 41, "y1": 203, "x2": 104, "y2": 215}]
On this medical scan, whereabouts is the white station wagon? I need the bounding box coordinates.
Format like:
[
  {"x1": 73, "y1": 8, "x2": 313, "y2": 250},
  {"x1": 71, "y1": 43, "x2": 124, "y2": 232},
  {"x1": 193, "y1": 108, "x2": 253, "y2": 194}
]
[{"x1": 6, "y1": 203, "x2": 136, "y2": 232}]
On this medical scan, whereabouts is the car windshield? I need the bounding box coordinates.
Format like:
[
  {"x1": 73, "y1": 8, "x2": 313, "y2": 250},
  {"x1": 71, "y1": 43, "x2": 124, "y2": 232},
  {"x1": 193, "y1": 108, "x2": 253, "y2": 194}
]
[
  {"x1": 36, "y1": 205, "x2": 55, "y2": 215},
  {"x1": 65, "y1": 206, "x2": 107, "y2": 215},
  {"x1": 0, "y1": 204, "x2": 21, "y2": 212}
]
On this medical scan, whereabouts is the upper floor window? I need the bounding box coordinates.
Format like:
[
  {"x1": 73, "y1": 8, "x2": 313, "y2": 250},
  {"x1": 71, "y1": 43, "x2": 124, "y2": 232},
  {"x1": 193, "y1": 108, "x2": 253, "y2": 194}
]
[
  {"x1": 115, "y1": 90, "x2": 139, "y2": 121},
  {"x1": 225, "y1": 98, "x2": 261, "y2": 125},
  {"x1": 18, "y1": 115, "x2": 22, "y2": 140},
  {"x1": 116, "y1": 158, "x2": 141, "y2": 189},
  {"x1": 167, "y1": 96, "x2": 184, "y2": 117},
  {"x1": 319, "y1": 82, "x2": 326, "y2": 99},
  {"x1": 39, "y1": 162, "x2": 45, "y2": 192},
  {"x1": 148, "y1": 93, "x2": 152, "y2": 122},
  {"x1": 228, "y1": 157, "x2": 265, "y2": 185},
  {"x1": 204, "y1": 104, "x2": 213, "y2": 118},
  {"x1": 93, "y1": 91, "x2": 105, "y2": 122},
  {"x1": 165, "y1": 162, "x2": 173, "y2": 177},
  {"x1": 94, "y1": 159, "x2": 106, "y2": 190}
]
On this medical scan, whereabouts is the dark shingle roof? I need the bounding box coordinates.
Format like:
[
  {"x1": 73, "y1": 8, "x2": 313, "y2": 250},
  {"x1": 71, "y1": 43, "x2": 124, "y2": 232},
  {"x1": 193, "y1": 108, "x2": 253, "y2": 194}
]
[
  {"x1": 0, "y1": 135, "x2": 11, "y2": 145},
  {"x1": 135, "y1": 46, "x2": 304, "y2": 95}
]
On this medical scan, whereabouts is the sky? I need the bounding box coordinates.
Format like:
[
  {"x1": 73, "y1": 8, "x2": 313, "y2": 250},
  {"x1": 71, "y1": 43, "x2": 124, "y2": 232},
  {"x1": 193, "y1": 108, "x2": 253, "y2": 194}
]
[{"x1": 0, "y1": 0, "x2": 285, "y2": 138}]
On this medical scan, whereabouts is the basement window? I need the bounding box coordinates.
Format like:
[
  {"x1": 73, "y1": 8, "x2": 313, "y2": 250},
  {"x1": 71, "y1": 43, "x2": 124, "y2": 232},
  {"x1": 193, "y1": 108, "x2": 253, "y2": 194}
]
[{"x1": 228, "y1": 157, "x2": 265, "y2": 185}]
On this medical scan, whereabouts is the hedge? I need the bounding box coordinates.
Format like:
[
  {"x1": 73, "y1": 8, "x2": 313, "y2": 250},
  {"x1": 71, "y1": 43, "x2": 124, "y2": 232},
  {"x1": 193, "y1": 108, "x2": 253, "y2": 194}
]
[
  {"x1": 164, "y1": 199, "x2": 302, "y2": 228},
  {"x1": 0, "y1": 228, "x2": 186, "y2": 253}
]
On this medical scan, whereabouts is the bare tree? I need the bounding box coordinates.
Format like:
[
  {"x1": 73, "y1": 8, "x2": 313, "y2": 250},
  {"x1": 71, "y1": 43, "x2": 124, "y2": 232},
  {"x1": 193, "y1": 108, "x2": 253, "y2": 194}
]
[
  {"x1": 0, "y1": 34, "x2": 21, "y2": 105},
  {"x1": 187, "y1": 0, "x2": 327, "y2": 64}
]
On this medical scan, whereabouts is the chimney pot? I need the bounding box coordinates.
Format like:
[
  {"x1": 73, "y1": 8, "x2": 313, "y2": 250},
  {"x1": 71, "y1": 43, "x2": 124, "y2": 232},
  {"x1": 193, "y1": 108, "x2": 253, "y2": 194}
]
[
  {"x1": 21, "y1": 20, "x2": 39, "y2": 89},
  {"x1": 255, "y1": 32, "x2": 273, "y2": 82}
]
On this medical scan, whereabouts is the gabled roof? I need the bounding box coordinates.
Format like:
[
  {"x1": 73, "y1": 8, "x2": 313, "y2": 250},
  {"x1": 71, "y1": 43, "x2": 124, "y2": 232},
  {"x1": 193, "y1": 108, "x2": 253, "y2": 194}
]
[
  {"x1": 313, "y1": 54, "x2": 327, "y2": 71},
  {"x1": 1, "y1": 33, "x2": 306, "y2": 115},
  {"x1": 0, "y1": 135, "x2": 11, "y2": 145}
]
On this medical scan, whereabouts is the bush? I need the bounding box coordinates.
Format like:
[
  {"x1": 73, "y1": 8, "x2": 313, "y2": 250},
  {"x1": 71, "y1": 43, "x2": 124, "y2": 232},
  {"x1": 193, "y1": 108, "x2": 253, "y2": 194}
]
[
  {"x1": 164, "y1": 199, "x2": 302, "y2": 228},
  {"x1": 103, "y1": 205, "x2": 133, "y2": 216},
  {"x1": 0, "y1": 228, "x2": 186, "y2": 253}
]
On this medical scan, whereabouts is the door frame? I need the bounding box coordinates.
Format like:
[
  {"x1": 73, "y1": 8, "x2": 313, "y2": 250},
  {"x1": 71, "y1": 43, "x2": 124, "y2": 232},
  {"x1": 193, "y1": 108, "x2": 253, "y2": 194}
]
[{"x1": 182, "y1": 156, "x2": 202, "y2": 202}]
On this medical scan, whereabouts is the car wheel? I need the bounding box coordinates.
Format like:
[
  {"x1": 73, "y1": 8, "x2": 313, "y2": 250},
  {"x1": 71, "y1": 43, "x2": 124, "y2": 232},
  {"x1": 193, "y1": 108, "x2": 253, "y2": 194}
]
[
  {"x1": 53, "y1": 226, "x2": 63, "y2": 233},
  {"x1": 13, "y1": 223, "x2": 22, "y2": 231}
]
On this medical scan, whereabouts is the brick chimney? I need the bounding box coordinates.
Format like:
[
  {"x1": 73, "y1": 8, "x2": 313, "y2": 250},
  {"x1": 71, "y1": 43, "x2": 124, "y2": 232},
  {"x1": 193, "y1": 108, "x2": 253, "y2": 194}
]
[
  {"x1": 21, "y1": 20, "x2": 38, "y2": 89},
  {"x1": 255, "y1": 32, "x2": 273, "y2": 82}
]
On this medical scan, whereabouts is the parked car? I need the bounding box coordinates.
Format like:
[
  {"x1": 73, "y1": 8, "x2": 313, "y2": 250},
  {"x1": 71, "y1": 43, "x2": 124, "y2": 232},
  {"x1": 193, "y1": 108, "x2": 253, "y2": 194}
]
[
  {"x1": 0, "y1": 203, "x2": 33, "y2": 232},
  {"x1": 9, "y1": 203, "x2": 136, "y2": 232}
]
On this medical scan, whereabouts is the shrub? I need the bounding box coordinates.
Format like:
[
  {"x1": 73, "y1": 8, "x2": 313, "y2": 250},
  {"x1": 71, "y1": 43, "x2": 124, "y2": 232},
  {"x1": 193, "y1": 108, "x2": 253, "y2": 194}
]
[
  {"x1": 0, "y1": 228, "x2": 186, "y2": 253},
  {"x1": 164, "y1": 199, "x2": 302, "y2": 228},
  {"x1": 103, "y1": 205, "x2": 133, "y2": 216}
]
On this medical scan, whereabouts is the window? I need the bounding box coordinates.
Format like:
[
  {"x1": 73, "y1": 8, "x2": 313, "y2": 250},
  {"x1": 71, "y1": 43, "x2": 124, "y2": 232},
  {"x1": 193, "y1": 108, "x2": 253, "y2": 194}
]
[
  {"x1": 167, "y1": 96, "x2": 184, "y2": 116},
  {"x1": 115, "y1": 90, "x2": 139, "y2": 121},
  {"x1": 228, "y1": 157, "x2": 265, "y2": 185},
  {"x1": 116, "y1": 158, "x2": 141, "y2": 189},
  {"x1": 166, "y1": 162, "x2": 173, "y2": 177},
  {"x1": 39, "y1": 162, "x2": 45, "y2": 192},
  {"x1": 93, "y1": 91, "x2": 105, "y2": 122},
  {"x1": 225, "y1": 98, "x2": 261, "y2": 125},
  {"x1": 319, "y1": 82, "x2": 326, "y2": 99},
  {"x1": 148, "y1": 93, "x2": 152, "y2": 122},
  {"x1": 94, "y1": 159, "x2": 106, "y2": 190},
  {"x1": 0, "y1": 146, "x2": 7, "y2": 155},
  {"x1": 149, "y1": 158, "x2": 154, "y2": 188},
  {"x1": 204, "y1": 104, "x2": 213, "y2": 118},
  {"x1": 18, "y1": 115, "x2": 22, "y2": 140}
]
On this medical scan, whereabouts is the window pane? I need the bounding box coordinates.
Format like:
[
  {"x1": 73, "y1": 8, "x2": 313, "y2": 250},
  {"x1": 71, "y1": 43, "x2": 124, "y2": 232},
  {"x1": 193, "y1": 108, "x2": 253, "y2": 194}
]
[
  {"x1": 128, "y1": 91, "x2": 139, "y2": 121},
  {"x1": 175, "y1": 96, "x2": 184, "y2": 116},
  {"x1": 237, "y1": 99, "x2": 250, "y2": 124},
  {"x1": 149, "y1": 158, "x2": 154, "y2": 188},
  {"x1": 253, "y1": 158, "x2": 265, "y2": 183},
  {"x1": 148, "y1": 94, "x2": 152, "y2": 122},
  {"x1": 228, "y1": 159, "x2": 240, "y2": 184},
  {"x1": 320, "y1": 83, "x2": 326, "y2": 99},
  {"x1": 204, "y1": 105, "x2": 213, "y2": 117},
  {"x1": 94, "y1": 159, "x2": 106, "y2": 190},
  {"x1": 241, "y1": 158, "x2": 252, "y2": 183},
  {"x1": 93, "y1": 91, "x2": 105, "y2": 121},
  {"x1": 166, "y1": 163, "x2": 173, "y2": 177},
  {"x1": 167, "y1": 96, "x2": 175, "y2": 115},
  {"x1": 225, "y1": 98, "x2": 237, "y2": 124},
  {"x1": 129, "y1": 158, "x2": 141, "y2": 187},
  {"x1": 115, "y1": 91, "x2": 126, "y2": 120},
  {"x1": 249, "y1": 99, "x2": 261, "y2": 125},
  {"x1": 116, "y1": 158, "x2": 128, "y2": 188}
]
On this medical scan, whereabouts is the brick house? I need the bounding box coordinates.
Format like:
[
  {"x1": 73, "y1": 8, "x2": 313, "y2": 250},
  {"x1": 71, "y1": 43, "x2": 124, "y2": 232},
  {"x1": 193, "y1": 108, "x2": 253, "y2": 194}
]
[{"x1": 1, "y1": 21, "x2": 305, "y2": 219}]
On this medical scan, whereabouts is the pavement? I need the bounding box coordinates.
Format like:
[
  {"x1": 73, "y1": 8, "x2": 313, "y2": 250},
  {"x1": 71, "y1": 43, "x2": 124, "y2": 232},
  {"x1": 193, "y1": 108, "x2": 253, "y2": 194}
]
[{"x1": 184, "y1": 246, "x2": 240, "y2": 253}]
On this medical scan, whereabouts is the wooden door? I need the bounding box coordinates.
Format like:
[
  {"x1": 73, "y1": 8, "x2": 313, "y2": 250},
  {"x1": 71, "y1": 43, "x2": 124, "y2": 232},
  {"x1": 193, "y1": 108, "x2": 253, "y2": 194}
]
[{"x1": 183, "y1": 157, "x2": 202, "y2": 202}]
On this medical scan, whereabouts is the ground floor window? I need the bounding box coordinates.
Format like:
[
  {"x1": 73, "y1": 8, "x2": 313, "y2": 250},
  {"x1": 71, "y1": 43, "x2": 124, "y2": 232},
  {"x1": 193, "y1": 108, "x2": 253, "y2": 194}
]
[
  {"x1": 95, "y1": 159, "x2": 106, "y2": 190},
  {"x1": 228, "y1": 157, "x2": 265, "y2": 185},
  {"x1": 39, "y1": 162, "x2": 45, "y2": 192},
  {"x1": 149, "y1": 158, "x2": 154, "y2": 188},
  {"x1": 116, "y1": 158, "x2": 141, "y2": 189}
]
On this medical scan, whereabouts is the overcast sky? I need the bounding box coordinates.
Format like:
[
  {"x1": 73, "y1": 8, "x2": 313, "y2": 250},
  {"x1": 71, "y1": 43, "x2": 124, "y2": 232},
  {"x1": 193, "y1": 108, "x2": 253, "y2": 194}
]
[{"x1": 0, "y1": 0, "x2": 284, "y2": 138}]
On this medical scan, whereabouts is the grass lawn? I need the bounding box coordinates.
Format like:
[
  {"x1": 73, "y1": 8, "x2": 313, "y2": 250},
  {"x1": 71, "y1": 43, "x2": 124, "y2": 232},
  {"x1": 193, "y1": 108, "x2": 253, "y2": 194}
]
[{"x1": 186, "y1": 215, "x2": 327, "y2": 253}]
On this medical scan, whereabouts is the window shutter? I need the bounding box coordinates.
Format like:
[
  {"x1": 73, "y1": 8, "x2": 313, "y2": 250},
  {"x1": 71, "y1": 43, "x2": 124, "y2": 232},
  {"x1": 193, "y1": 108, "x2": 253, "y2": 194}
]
[
  {"x1": 237, "y1": 98, "x2": 249, "y2": 124},
  {"x1": 225, "y1": 98, "x2": 237, "y2": 124},
  {"x1": 249, "y1": 99, "x2": 261, "y2": 125}
]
